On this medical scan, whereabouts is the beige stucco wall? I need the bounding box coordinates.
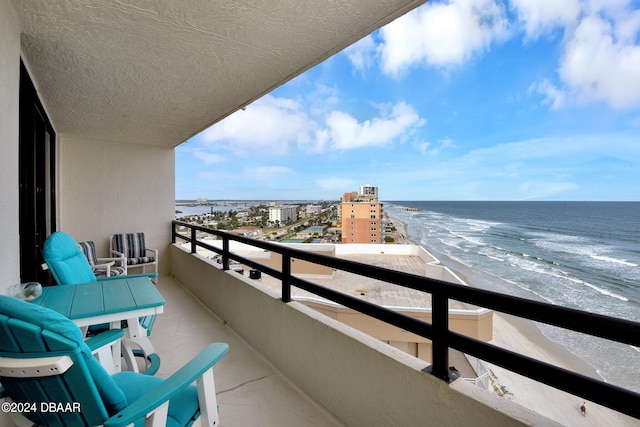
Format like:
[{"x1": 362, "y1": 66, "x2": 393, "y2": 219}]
[
  {"x1": 302, "y1": 300, "x2": 493, "y2": 363},
  {"x1": 0, "y1": 0, "x2": 22, "y2": 295},
  {"x1": 171, "y1": 244, "x2": 559, "y2": 427},
  {"x1": 247, "y1": 246, "x2": 335, "y2": 276},
  {"x1": 0, "y1": 0, "x2": 175, "y2": 291},
  {"x1": 59, "y1": 137, "x2": 174, "y2": 274},
  {"x1": 335, "y1": 243, "x2": 422, "y2": 256}
]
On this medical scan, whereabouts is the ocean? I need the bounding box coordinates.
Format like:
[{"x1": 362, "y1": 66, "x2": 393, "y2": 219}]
[{"x1": 385, "y1": 201, "x2": 640, "y2": 393}]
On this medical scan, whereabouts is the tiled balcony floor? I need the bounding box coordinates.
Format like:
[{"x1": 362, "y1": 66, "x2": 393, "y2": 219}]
[{"x1": 149, "y1": 276, "x2": 344, "y2": 427}]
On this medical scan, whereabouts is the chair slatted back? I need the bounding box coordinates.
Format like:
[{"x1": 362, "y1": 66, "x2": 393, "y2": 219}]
[
  {"x1": 0, "y1": 296, "x2": 128, "y2": 426},
  {"x1": 78, "y1": 241, "x2": 99, "y2": 266},
  {"x1": 0, "y1": 314, "x2": 109, "y2": 426},
  {"x1": 112, "y1": 233, "x2": 146, "y2": 259}
]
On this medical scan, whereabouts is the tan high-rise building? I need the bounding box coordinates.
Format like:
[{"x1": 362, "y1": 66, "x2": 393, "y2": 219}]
[{"x1": 341, "y1": 185, "x2": 382, "y2": 244}]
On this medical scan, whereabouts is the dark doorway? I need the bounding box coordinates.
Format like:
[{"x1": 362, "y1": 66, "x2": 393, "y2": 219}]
[{"x1": 19, "y1": 61, "x2": 56, "y2": 284}]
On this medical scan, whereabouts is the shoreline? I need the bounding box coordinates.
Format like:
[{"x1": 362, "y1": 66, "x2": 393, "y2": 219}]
[
  {"x1": 388, "y1": 215, "x2": 637, "y2": 426},
  {"x1": 391, "y1": 215, "x2": 597, "y2": 371}
]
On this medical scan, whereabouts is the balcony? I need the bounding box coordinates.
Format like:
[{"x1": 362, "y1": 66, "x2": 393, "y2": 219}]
[
  {"x1": 5, "y1": 2, "x2": 638, "y2": 424},
  {"x1": 163, "y1": 222, "x2": 640, "y2": 426}
]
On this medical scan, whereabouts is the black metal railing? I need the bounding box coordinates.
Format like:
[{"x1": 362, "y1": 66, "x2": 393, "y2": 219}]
[{"x1": 172, "y1": 220, "x2": 640, "y2": 419}]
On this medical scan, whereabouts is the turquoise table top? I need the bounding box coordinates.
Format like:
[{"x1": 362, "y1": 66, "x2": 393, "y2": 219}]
[{"x1": 32, "y1": 276, "x2": 165, "y2": 321}]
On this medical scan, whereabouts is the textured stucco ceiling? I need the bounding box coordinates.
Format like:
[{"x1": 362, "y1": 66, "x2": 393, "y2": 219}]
[{"x1": 14, "y1": 0, "x2": 426, "y2": 148}]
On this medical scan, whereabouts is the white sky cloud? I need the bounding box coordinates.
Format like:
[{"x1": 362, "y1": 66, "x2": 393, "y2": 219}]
[
  {"x1": 192, "y1": 150, "x2": 225, "y2": 164},
  {"x1": 308, "y1": 84, "x2": 341, "y2": 116},
  {"x1": 530, "y1": 79, "x2": 567, "y2": 109},
  {"x1": 199, "y1": 95, "x2": 316, "y2": 154},
  {"x1": 325, "y1": 102, "x2": 424, "y2": 150},
  {"x1": 196, "y1": 95, "x2": 425, "y2": 156},
  {"x1": 344, "y1": 35, "x2": 376, "y2": 74},
  {"x1": 378, "y1": 0, "x2": 510, "y2": 76},
  {"x1": 509, "y1": 0, "x2": 580, "y2": 39},
  {"x1": 512, "y1": 0, "x2": 640, "y2": 109},
  {"x1": 349, "y1": 0, "x2": 640, "y2": 110},
  {"x1": 559, "y1": 14, "x2": 640, "y2": 109},
  {"x1": 415, "y1": 138, "x2": 456, "y2": 155}
]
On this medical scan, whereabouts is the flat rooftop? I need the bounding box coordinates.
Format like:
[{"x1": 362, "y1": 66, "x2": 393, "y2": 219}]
[
  {"x1": 257, "y1": 252, "x2": 469, "y2": 310},
  {"x1": 246, "y1": 252, "x2": 479, "y2": 378}
]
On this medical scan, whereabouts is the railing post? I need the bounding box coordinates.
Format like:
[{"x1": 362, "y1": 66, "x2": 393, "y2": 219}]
[
  {"x1": 222, "y1": 236, "x2": 230, "y2": 271},
  {"x1": 282, "y1": 253, "x2": 291, "y2": 302},
  {"x1": 430, "y1": 292, "x2": 450, "y2": 381},
  {"x1": 171, "y1": 222, "x2": 176, "y2": 244},
  {"x1": 190, "y1": 226, "x2": 197, "y2": 254}
]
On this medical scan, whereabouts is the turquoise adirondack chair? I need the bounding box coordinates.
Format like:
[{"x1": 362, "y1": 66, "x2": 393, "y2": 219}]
[
  {"x1": 42, "y1": 231, "x2": 158, "y2": 287},
  {"x1": 42, "y1": 231, "x2": 160, "y2": 372},
  {"x1": 0, "y1": 295, "x2": 228, "y2": 427}
]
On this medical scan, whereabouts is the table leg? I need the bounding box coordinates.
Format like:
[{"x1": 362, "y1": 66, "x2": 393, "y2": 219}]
[{"x1": 120, "y1": 317, "x2": 156, "y2": 373}]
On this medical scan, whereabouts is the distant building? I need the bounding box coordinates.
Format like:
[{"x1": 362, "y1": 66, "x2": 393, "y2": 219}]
[
  {"x1": 359, "y1": 184, "x2": 378, "y2": 199},
  {"x1": 229, "y1": 226, "x2": 263, "y2": 238},
  {"x1": 341, "y1": 185, "x2": 382, "y2": 244},
  {"x1": 342, "y1": 191, "x2": 357, "y2": 203},
  {"x1": 295, "y1": 225, "x2": 327, "y2": 240},
  {"x1": 269, "y1": 205, "x2": 297, "y2": 224},
  {"x1": 299, "y1": 204, "x2": 321, "y2": 219},
  {"x1": 306, "y1": 204, "x2": 322, "y2": 215},
  {"x1": 196, "y1": 197, "x2": 208, "y2": 204},
  {"x1": 342, "y1": 190, "x2": 377, "y2": 204},
  {"x1": 236, "y1": 210, "x2": 250, "y2": 222}
]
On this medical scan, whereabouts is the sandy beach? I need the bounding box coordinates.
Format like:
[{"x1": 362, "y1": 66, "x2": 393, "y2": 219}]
[{"x1": 390, "y1": 217, "x2": 638, "y2": 426}]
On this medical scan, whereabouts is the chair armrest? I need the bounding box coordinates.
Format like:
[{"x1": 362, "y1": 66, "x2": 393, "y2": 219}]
[
  {"x1": 103, "y1": 343, "x2": 229, "y2": 427},
  {"x1": 86, "y1": 329, "x2": 125, "y2": 375},
  {"x1": 145, "y1": 247, "x2": 159, "y2": 259},
  {"x1": 96, "y1": 257, "x2": 127, "y2": 271},
  {"x1": 90, "y1": 260, "x2": 114, "y2": 277},
  {"x1": 92, "y1": 260, "x2": 115, "y2": 269},
  {"x1": 111, "y1": 249, "x2": 125, "y2": 258},
  {"x1": 96, "y1": 257, "x2": 124, "y2": 264},
  {"x1": 85, "y1": 329, "x2": 124, "y2": 353}
]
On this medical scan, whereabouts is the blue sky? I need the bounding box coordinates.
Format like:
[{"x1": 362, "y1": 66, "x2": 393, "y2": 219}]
[{"x1": 176, "y1": 0, "x2": 640, "y2": 201}]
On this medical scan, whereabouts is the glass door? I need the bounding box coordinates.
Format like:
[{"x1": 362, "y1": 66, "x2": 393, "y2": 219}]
[{"x1": 19, "y1": 61, "x2": 56, "y2": 284}]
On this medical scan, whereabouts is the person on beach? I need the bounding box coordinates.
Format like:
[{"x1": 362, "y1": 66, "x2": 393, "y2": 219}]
[{"x1": 580, "y1": 402, "x2": 587, "y2": 416}]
